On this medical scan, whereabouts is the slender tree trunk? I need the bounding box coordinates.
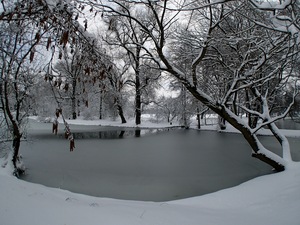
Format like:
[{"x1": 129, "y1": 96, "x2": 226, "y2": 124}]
[
  {"x1": 99, "y1": 91, "x2": 103, "y2": 120},
  {"x1": 12, "y1": 131, "x2": 22, "y2": 169},
  {"x1": 181, "y1": 85, "x2": 189, "y2": 128},
  {"x1": 218, "y1": 116, "x2": 226, "y2": 130},
  {"x1": 245, "y1": 90, "x2": 259, "y2": 128},
  {"x1": 71, "y1": 78, "x2": 77, "y2": 119},
  {"x1": 3, "y1": 79, "x2": 24, "y2": 173},
  {"x1": 233, "y1": 92, "x2": 238, "y2": 115},
  {"x1": 116, "y1": 103, "x2": 126, "y2": 123},
  {"x1": 196, "y1": 106, "x2": 201, "y2": 129},
  {"x1": 135, "y1": 47, "x2": 142, "y2": 125},
  {"x1": 135, "y1": 90, "x2": 141, "y2": 125}
]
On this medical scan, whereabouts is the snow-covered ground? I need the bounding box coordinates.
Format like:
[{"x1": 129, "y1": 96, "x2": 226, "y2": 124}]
[
  {"x1": 32, "y1": 115, "x2": 300, "y2": 137},
  {"x1": 1, "y1": 117, "x2": 300, "y2": 225}
]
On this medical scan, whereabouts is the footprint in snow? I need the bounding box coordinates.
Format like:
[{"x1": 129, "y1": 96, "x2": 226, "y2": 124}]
[{"x1": 89, "y1": 203, "x2": 99, "y2": 207}]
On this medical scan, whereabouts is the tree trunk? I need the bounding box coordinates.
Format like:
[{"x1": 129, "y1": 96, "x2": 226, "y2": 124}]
[
  {"x1": 71, "y1": 78, "x2": 77, "y2": 120},
  {"x1": 99, "y1": 90, "x2": 103, "y2": 120},
  {"x1": 135, "y1": 47, "x2": 142, "y2": 125},
  {"x1": 135, "y1": 92, "x2": 141, "y2": 125},
  {"x1": 196, "y1": 106, "x2": 201, "y2": 129},
  {"x1": 117, "y1": 104, "x2": 127, "y2": 123},
  {"x1": 3, "y1": 78, "x2": 25, "y2": 175},
  {"x1": 221, "y1": 106, "x2": 285, "y2": 172},
  {"x1": 135, "y1": 129, "x2": 141, "y2": 137},
  {"x1": 218, "y1": 116, "x2": 226, "y2": 130},
  {"x1": 186, "y1": 85, "x2": 285, "y2": 171},
  {"x1": 12, "y1": 133, "x2": 22, "y2": 169},
  {"x1": 11, "y1": 124, "x2": 24, "y2": 176},
  {"x1": 252, "y1": 153, "x2": 284, "y2": 171},
  {"x1": 245, "y1": 90, "x2": 259, "y2": 128},
  {"x1": 181, "y1": 85, "x2": 189, "y2": 128}
]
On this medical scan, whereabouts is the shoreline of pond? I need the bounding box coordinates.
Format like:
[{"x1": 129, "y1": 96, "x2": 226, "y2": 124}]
[{"x1": 19, "y1": 118, "x2": 300, "y2": 201}]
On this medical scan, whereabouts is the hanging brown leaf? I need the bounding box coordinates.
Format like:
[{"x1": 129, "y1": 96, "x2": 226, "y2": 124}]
[
  {"x1": 8, "y1": 12, "x2": 14, "y2": 21},
  {"x1": 35, "y1": 32, "x2": 40, "y2": 42},
  {"x1": 52, "y1": 122, "x2": 58, "y2": 135},
  {"x1": 84, "y1": 67, "x2": 90, "y2": 75},
  {"x1": 99, "y1": 70, "x2": 105, "y2": 79},
  {"x1": 70, "y1": 138, "x2": 75, "y2": 152},
  {"x1": 55, "y1": 108, "x2": 62, "y2": 117},
  {"x1": 60, "y1": 31, "x2": 69, "y2": 47},
  {"x1": 52, "y1": 119, "x2": 58, "y2": 134},
  {"x1": 46, "y1": 37, "x2": 51, "y2": 51},
  {"x1": 40, "y1": 15, "x2": 47, "y2": 24},
  {"x1": 28, "y1": 3, "x2": 32, "y2": 15},
  {"x1": 63, "y1": 83, "x2": 69, "y2": 92},
  {"x1": 29, "y1": 50, "x2": 35, "y2": 63},
  {"x1": 64, "y1": 131, "x2": 69, "y2": 139},
  {"x1": 119, "y1": 80, "x2": 124, "y2": 89},
  {"x1": 57, "y1": 78, "x2": 62, "y2": 89},
  {"x1": 84, "y1": 19, "x2": 88, "y2": 31},
  {"x1": 52, "y1": 15, "x2": 57, "y2": 23},
  {"x1": 58, "y1": 50, "x2": 62, "y2": 59}
]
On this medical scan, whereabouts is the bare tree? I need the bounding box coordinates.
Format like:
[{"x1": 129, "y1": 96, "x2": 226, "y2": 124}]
[
  {"x1": 1, "y1": 0, "x2": 299, "y2": 172},
  {"x1": 0, "y1": 0, "x2": 96, "y2": 172},
  {"x1": 85, "y1": 0, "x2": 299, "y2": 171},
  {"x1": 53, "y1": 46, "x2": 86, "y2": 119},
  {"x1": 0, "y1": 20, "x2": 43, "y2": 175},
  {"x1": 103, "y1": 7, "x2": 160, "y2": 125}
]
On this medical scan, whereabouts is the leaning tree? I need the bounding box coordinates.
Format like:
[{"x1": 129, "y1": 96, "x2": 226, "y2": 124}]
[{"x1": 82, "y1": 0, "x2": 299, "y2": 171}]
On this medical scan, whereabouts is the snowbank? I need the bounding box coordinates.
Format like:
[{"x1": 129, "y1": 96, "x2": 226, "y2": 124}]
[
  {"x1": 1, "y1": 160, "x2": 300, "y2": 225},
  {"x1": 2, "y1": 117, "x2": 299, "y2": 225}
]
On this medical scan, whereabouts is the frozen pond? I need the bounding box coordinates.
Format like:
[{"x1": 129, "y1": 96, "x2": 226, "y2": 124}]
[
  {"x1": 275, "y1": 119, "x2": 300, "y2": 130},
  {"x1": 20, "y1": 120, "x2": 300, "y2": 201}
]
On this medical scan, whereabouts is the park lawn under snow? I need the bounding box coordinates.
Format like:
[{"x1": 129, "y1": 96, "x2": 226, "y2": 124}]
[{"x1": 1, "y1": 117, "x2": 300, "y2": 225}]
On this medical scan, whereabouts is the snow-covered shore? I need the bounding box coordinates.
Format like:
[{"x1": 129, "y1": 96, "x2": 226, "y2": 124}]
[
  {"x1": 1, "y1": 159, "x2": 300, "y2": 225},
  {"x1": 32, "y1": 115, "x2": 300, "y2": 137},
  {"x1": 1, "y1": 117, "x2": 300, "y2": 225}
]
